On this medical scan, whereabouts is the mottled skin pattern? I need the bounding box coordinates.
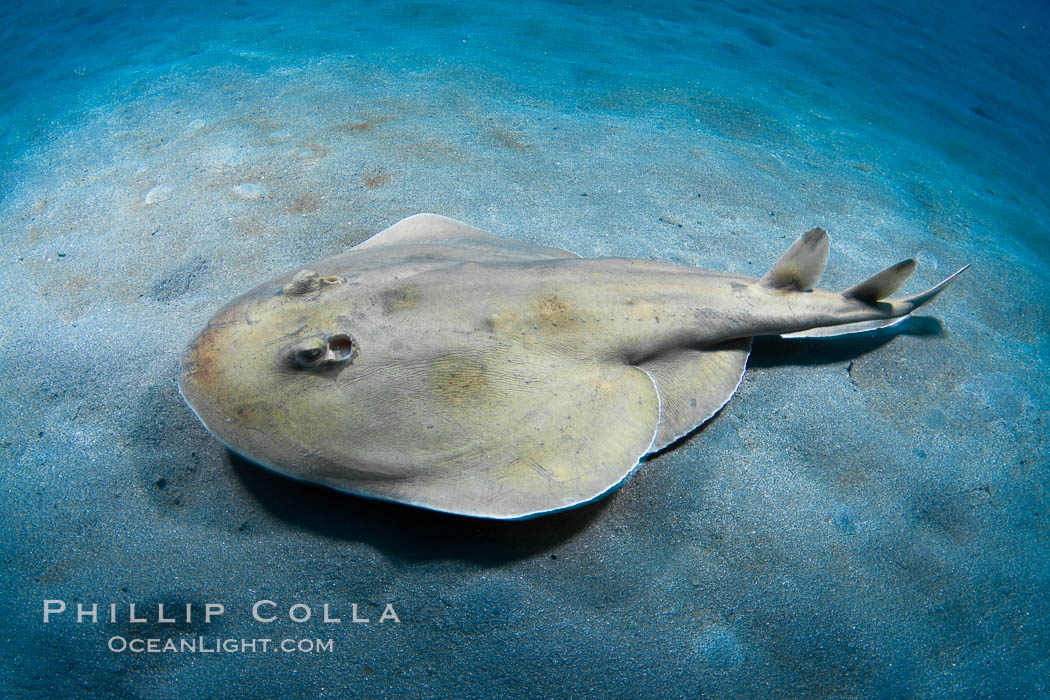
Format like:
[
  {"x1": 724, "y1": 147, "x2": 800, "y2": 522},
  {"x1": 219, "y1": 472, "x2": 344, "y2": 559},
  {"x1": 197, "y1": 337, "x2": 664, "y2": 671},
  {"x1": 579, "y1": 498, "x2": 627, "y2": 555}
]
[{"x1": 179, "y1": 214, "x2": 966, "y2": 519}]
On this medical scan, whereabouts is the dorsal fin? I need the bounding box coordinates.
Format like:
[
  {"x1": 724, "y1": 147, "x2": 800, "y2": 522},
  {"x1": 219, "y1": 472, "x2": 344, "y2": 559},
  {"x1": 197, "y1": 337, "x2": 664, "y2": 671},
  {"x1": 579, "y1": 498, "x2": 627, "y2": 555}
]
[
  {"x1": 760, "y1": 227, "x2": 830, "y2": 291},
  {"x1": 843, "y1": 259, "x2": 916, "y2": 302}
]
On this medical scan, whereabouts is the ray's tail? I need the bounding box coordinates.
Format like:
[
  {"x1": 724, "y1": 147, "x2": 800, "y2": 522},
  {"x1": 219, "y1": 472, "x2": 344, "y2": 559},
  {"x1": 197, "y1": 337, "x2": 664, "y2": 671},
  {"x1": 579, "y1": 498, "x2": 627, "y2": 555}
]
[{"x1": 759, "y1": 227, "x2": 970, "y2": 338}]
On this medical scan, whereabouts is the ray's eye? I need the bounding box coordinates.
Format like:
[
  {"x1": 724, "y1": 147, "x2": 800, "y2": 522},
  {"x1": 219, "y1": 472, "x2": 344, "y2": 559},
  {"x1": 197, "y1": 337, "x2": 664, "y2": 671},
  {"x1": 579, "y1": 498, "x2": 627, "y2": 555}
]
[
  {"x1": 298, "y1": 347, "x2": 323, "y2": 364},
  {"x1": 291, "y1": 340, "x2": 327, "y2": 368},
  {"x1": 283, "y1": 333, "x2": 357, "y2": 370}
]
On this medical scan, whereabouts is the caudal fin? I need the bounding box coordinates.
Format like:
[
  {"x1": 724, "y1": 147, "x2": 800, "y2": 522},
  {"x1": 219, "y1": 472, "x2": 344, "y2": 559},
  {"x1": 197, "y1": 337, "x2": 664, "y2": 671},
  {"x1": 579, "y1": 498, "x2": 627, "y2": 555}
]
[
  {"x1": 780, "y1": 263, "x2": 969, "y2": 339},
  {"x1": 894, "y1": 264, "x2": 970, "y2": 308}
]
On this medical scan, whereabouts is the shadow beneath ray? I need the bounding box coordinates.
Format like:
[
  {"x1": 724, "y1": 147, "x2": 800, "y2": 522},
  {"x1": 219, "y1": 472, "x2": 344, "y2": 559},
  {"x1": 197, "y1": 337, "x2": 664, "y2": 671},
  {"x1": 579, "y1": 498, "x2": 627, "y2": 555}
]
[
  {"x1": 230, "y1": 452, "x2": 605, "y2": 564},
  {"x1": 747, "y1": 315, "x2": 945, "y2": 368}
]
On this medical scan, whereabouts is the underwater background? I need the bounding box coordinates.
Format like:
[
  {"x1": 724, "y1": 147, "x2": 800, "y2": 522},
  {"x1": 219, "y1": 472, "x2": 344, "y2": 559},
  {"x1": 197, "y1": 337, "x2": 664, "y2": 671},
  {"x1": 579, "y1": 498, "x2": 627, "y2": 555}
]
[{"x1": 1, "y1": 0, "x2": 1047, "y2": 696}]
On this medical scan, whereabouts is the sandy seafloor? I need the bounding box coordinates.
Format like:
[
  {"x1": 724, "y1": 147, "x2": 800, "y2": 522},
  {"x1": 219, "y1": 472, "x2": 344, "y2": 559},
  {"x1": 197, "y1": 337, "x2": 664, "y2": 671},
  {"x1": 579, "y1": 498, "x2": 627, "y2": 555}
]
[{"x1": 1, "y1": 0, "x2": 1048, "y2": 697}]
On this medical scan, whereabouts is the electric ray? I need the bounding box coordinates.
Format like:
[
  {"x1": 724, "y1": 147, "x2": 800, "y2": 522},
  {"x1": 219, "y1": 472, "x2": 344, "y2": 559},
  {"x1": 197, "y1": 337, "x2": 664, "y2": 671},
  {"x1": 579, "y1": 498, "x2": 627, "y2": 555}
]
[{"x1": 178, "y1": 214, "x2": 967, "y2": 519}]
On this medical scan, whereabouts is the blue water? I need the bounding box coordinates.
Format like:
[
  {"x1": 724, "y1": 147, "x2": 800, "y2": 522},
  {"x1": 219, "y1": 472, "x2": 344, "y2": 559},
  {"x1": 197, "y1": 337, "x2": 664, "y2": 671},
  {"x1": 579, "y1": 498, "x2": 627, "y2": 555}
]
[{"x1": 1, "y1": 1, "x2": 1047, "y2": 697}]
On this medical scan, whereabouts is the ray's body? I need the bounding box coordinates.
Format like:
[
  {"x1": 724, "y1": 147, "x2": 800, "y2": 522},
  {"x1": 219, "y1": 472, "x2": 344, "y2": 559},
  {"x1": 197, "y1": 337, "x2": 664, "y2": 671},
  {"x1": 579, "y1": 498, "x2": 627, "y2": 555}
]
[{"x1": 179, "y1": 214, "x2": 966, "y2": 519}]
